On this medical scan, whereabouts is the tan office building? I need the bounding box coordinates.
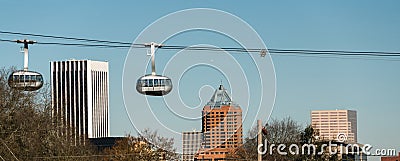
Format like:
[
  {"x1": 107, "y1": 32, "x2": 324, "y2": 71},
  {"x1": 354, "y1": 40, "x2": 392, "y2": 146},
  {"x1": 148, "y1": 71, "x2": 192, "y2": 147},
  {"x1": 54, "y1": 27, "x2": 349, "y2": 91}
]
[
  {"x1": 311, "y1": 110, "x2": 357, "y2": 143},
  {"x1": 182, "y1": 131, "x2": 202, "y2": 161}
]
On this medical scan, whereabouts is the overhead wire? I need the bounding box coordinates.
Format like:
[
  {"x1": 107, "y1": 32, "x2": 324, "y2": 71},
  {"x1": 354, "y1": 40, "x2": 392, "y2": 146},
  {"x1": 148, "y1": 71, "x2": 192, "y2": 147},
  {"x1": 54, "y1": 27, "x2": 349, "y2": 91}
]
[
  {"x1": 0, "y1": 30, "x2": 132, "y2": 45},
  {"x1": 1, "y1": 31, "x2": 400, "y2": 59},
  {"x1": 0, "y1": 39, "x2": 15, "y2": 43},
  {"x1": 269, "y1": 53, "x2": 400, "y2": 62},
  {"x1": 36, "y1": 42, "x2": 137, "y2": 48}
]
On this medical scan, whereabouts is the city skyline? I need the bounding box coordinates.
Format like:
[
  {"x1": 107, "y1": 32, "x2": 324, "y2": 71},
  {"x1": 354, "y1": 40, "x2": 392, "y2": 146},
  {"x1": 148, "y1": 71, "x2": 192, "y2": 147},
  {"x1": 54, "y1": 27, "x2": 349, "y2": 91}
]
[{"x1": 0, "y1": 1, "x2": 399, "y2": 161}]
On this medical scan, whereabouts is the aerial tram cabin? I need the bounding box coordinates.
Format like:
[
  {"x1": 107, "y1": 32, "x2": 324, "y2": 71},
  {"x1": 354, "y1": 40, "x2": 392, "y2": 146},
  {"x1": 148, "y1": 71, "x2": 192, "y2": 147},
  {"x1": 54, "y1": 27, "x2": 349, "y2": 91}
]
[
  {"x1": 7, "y1": 39, "x2": 44, "y2": 91},
  {"x1": 136, "y1": 42, "x2": 172, "y2": 96},
  {"x1": 136, "y1": 75, "x2": 172, "y2": 96},
  {"x1": 8, "y1": 70, "x2": 43, "y2": 91}
]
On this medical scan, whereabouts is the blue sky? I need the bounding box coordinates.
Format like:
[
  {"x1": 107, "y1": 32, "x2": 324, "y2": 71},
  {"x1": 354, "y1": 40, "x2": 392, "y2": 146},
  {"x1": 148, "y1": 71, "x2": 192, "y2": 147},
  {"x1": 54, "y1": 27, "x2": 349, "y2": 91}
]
[{"x1": 0, "y1": 1, "x2": 399, "y2": 159}]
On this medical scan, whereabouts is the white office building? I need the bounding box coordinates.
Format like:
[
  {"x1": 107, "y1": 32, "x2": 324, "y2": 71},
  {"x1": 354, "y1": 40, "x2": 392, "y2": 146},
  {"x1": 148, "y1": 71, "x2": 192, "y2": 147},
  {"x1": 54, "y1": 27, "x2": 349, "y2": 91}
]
[{"x1": 51, "y1": 60, "x2": 110, "y2": 144}]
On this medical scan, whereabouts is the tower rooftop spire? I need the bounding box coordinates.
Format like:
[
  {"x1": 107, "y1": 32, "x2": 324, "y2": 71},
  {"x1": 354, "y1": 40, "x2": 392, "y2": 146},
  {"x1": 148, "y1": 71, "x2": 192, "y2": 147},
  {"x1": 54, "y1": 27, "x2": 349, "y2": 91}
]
[{"x1": 207, "y1": 84, "x2": 234, "y2": 107}]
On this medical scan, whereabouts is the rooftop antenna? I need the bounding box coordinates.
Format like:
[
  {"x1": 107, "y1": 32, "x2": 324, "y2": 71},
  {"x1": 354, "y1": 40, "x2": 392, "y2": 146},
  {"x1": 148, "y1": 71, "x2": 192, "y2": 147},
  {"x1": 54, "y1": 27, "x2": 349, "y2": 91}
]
[{"x1": 219, "y1": 80, "x2": 224, "y2": 90}]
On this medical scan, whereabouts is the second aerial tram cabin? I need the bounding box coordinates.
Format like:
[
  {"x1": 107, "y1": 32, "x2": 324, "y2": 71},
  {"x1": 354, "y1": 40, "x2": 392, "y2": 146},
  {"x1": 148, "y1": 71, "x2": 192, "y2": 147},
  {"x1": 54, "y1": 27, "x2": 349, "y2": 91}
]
[{"x1": 136, "y1": 42, "x2": 172, "y2": 96}]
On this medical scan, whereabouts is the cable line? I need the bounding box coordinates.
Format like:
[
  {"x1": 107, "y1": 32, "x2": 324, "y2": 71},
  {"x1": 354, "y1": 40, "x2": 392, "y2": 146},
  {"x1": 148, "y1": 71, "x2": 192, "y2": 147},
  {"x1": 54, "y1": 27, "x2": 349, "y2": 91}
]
[
  {"x1": 0, "y1": 30, "x2": 132, "y2": 45},
  {"x1": 2, "y1": 31, "x2": 400, "y2": 58}
]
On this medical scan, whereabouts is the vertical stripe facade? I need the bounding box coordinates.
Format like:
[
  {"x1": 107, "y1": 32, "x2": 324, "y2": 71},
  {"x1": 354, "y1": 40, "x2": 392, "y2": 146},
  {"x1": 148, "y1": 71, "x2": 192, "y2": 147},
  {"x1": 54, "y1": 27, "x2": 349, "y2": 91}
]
[{"x1": 51, "y1": 60, "x2": 109, "y2": 145}]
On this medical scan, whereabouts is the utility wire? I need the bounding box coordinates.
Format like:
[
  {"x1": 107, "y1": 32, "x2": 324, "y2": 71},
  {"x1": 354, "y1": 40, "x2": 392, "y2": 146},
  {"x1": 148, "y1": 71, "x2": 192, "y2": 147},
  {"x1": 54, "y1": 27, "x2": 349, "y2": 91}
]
[
  {"x1": 1, "y1": 31, "x2": 400, "y2": 58},
  {"x1": 36, "y1": 42, "x2": 141, "y2": 48},
  {"x1": 270, "y1": 53, "x2": 400, "y2": 62},
  {"x1": 0, "y1": 30, "x2": 132, "y2": 45},
  {"x1": 4, "y1": 37, "x2": 400, "y2": 57},
  {"x1": 0, "y1": 39, "x2": 15, "y2": 43}
]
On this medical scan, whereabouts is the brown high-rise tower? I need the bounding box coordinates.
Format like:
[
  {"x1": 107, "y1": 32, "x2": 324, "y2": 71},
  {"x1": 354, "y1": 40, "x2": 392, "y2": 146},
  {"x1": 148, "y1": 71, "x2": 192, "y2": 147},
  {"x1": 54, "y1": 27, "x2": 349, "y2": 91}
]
[{"x1": 195, "y1": 85, "x2": 243, "y2": 161}]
